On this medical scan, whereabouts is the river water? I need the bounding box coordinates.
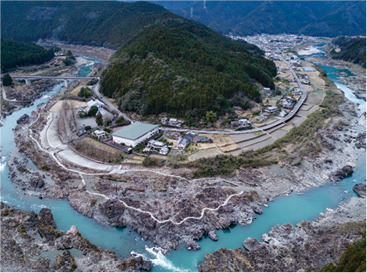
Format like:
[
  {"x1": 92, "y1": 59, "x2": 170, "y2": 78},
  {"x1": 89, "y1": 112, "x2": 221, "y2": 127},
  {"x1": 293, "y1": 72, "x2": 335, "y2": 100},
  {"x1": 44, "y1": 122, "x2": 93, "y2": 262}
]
[{"x1": 0, "y1": 56, "x2": 365, "y2": 272}]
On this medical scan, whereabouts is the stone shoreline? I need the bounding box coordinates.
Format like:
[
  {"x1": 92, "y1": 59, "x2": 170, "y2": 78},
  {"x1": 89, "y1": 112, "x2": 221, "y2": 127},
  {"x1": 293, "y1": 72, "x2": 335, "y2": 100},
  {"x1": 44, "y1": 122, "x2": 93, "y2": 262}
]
[
  {"x1": 7, "y1": 89, "x2": 365, "y2": 253},
  {"x1": 198, "y1": 196, "x2": 366, "y2": 272},
  {"x1": 0, "y1": 203, "x2": 152, "y2": 272}
]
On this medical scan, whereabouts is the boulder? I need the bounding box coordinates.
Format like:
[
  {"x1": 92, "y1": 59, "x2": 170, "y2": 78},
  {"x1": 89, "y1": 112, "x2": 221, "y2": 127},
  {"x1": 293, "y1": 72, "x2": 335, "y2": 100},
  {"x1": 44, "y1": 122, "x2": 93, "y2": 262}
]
[
  {"x1": 332, "y1": 165, "x2": 354, "y2": 181},
  {"x1": 38, "y1": 208, "x2": 56, "y2": 228},
  {"x1": 208, "y1": 230, "x2": 218, "y2": 241},
  {"x1": 352, "y1": 183, "x2": 366, "y2": 198},
  {"x1": 66, "y1": 225, "x2": 80, "y2": 236}
]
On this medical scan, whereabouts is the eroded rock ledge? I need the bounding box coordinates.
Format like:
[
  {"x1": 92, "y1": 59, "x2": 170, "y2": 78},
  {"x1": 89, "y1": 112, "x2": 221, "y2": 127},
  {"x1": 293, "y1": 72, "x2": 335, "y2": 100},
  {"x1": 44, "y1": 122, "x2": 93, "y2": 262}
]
[
  {"x1": 0, "y1": 203, "x2": 152, "y2": 272},
  {"x1": 198, "y1": 197, "x2": 366, "y2": 272}
]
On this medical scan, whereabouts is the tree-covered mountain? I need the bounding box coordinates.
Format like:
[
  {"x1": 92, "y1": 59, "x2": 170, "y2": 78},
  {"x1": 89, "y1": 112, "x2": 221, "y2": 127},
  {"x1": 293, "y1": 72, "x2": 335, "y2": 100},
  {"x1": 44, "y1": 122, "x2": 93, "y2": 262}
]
[
  {"x1": 1, "y1": 39, "x2": 54, "y2": 72},
  {"x1": 330, "y1": 36, "x2": 366, "y2": 68},
  {"x1": 101, "y1": 19, "x2": 276, "y2": 120},
  {"x1": 155, "y1": 1, "x2": 366, "y2": 37},
  {"x1": 2, "y1": 1, "x2": 276, "y2": 120},
  {"x1": 1, "y1": 1, "x2": 174, "y2": 48}
]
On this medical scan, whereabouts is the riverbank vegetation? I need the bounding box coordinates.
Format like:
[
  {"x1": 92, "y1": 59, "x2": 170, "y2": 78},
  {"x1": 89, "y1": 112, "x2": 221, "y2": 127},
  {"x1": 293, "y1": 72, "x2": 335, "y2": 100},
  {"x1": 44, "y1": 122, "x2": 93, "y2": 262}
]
[
  {"x1": 330, "y1": 36, "x2": 366, "y2": 68},
  {"x1": 1, "y1": 39, "x2": 54, "y2": 72},
  {"x1": 186, "y1": 66, "x2": 344, "y2": 177},
  {"x1": 321, "y1": 232, "x2": 366, "y2": 272}
]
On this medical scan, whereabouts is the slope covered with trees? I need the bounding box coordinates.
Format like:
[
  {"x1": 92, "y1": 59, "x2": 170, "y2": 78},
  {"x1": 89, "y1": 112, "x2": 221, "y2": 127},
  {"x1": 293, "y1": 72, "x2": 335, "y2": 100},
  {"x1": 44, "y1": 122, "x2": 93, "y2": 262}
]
[
  {"x1": 1, "y1": 1, "x2": 176, "y2": 48},
  {"x1": 1, "y1": 39, "x2": 54, "y2": 72},
  {"x1": 330, "y1": 36, "x2": 366, "y2": 68},
  {"x1": 156, "y1": 1, "x2": 366, "y2": 37},
  {"x1": 101, "y1": 19, "x2": 276, "y2": 120},
  {"x1": 2, "y1": 1, "x2": 276, "y2": 120}
]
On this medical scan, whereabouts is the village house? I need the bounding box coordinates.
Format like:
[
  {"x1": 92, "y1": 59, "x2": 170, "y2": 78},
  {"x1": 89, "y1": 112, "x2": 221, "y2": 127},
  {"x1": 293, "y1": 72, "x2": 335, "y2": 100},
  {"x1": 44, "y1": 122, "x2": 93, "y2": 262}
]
[
  {"x1": 261, "y1": 87, "x2": 274, "y2": 96},
  {"x1": 112, "y1": 122, "x2": 159, "y2": 147},
  {"x1": 144, "y1": 139, "x2": 170, "y2": 155},
  {"x1": 92, "y1": 129, "x2": 107, "y2": 139},
  {"x1": 87, "y1": 99, "x2": 104, "y2": 111},
  {"x1": 161, "y1": 117, "x2": 184, "y2": 128},
  {"x1": 193, "y1": 136, "x2": 212, "y2": 143},
  {"x1": 291, "y1": 89, "x2": 303, "y2": 96},
  {"x1": 279, "y1": 109, "x2": 289, "y2": 117},
  {"x1": 177, "y1": 132, "x2": 196, "y2": 150},
  {"x1": 264, "y1": 106, "x2": 279, "y2": 114}
]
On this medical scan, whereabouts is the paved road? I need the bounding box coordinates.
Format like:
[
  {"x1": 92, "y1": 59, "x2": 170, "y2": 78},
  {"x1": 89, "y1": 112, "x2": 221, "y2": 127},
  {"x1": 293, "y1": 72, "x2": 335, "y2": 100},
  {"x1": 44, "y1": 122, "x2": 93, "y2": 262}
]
[
  {"x1": 92, "y1": 82, "x2": 132, "y2": 122},
  {"x1": 10, "y1": 75, "x2": 99, "y2": 80}
]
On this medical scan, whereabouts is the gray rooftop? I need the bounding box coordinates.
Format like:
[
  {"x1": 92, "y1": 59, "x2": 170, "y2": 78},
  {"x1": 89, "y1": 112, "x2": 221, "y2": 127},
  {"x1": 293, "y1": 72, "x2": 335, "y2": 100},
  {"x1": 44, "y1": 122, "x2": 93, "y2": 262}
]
[{"x1": 112, "y1": 122, "x2": 159, "y2": 141}]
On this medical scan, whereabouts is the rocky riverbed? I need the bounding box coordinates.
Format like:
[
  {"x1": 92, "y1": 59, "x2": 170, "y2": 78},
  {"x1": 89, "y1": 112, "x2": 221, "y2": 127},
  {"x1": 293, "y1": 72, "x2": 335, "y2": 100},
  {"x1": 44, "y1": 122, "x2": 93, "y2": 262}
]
[
  {"x1": 0, "y1": 202, "x2": 152, "y2": 272},
  {"x1": 7, "y1": 88, "x2": 365, "y2": 254},
  {"x1": 198, "y1": 196, "x2": 366, "y2": 272}
]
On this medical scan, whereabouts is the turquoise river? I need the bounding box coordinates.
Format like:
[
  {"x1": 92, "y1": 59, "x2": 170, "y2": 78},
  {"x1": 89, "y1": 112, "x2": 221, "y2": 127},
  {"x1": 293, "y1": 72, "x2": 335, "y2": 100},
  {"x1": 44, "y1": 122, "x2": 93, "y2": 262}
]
[{"x1": 0, "y1": 57, "x2": 365, "y2": 272}]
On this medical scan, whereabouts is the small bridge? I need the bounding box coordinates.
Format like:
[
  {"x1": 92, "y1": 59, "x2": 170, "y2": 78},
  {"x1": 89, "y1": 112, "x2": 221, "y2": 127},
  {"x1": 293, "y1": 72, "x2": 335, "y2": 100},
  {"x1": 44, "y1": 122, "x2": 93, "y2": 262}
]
[{"x1": 10, "y1": 75, "x2": 100, "y2": 88}]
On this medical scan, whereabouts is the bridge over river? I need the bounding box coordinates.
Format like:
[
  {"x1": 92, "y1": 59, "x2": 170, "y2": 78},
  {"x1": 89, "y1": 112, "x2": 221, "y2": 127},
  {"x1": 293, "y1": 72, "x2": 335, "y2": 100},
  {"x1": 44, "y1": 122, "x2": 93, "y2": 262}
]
[{"x1": 10, "y1": 75, "x2": 100, "y2": 87}]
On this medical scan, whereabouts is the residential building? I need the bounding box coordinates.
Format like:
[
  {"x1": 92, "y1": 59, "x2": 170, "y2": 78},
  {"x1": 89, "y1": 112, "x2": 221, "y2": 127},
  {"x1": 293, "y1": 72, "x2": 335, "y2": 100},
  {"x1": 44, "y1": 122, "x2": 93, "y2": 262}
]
[
  {"x1": 161, "y1": 117, "x2": 184, "y2": 128},
  {"x1": 193, "y1": 136, "x2": 212, "y2": 143},
  {"x1": 264, "y1": 106, "x2": 279, "y2": 114},
  {"x1": 87, "y1": 99, "x2": 104, "y2": 111},
  {"x1": 92, "y1": 130, "x2": 106, "y2": 139},
  {"x1": 177, "y1": 132, "x2": 196, "y2": 150},
  {"x1": 112, "y1": 122, "x2": 159, "y2": 147}
]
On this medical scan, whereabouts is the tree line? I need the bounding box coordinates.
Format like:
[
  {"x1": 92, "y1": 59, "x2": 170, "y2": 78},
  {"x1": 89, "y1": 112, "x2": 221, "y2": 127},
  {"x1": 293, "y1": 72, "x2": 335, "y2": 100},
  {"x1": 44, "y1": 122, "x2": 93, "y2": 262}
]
[{"x1": 1, "y1": 39, "x2": 54, "y2": 72}]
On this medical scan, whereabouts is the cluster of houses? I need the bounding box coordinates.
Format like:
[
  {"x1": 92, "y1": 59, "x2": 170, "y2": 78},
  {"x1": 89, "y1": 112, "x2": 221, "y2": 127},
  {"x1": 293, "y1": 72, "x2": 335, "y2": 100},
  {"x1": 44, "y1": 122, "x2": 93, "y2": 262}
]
[
  {"x1": 176, "y1": 131, "x2": 212, "y2": 150},
  {"x1": 280, "y1": 96, "x2": 296, "y2": 109},
  {"x1": 143, "y1": 139, "x2": 170, "y2": 155},
  {"x1": 299, "y1": 72, "x2": 311, "y2": 85},
  {"x1": 161, "y1": 117, "x2": 184, "y2": 128}
]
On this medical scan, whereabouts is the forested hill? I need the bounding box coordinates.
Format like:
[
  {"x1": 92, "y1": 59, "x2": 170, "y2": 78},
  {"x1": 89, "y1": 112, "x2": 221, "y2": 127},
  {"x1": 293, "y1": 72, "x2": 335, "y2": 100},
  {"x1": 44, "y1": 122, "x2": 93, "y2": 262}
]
[
  {"x1": 101, "y1": 19, "x2": 276, "y2": 119},
  {"x1": 155, "y1": 1, "x2": 366, "y2": 37},
  {"x1": 3, "y1": 1, "x2": 276, "y2": 120},
  {"x1": 330, "y1": 36, "x2": 366, "y2": 68},
  {"x1": 1, "y1": 39, "x2": 54, "y2": 72},
  {"x1": 1, "y1": 1, "x2": 174, "y2": 48}
]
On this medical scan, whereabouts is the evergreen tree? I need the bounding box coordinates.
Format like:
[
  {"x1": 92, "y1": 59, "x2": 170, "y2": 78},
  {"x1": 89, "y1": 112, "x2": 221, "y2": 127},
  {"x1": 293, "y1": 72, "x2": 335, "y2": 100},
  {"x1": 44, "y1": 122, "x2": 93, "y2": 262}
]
[
  {"x1": 2, "y1": 73, "x2": 13, "y2": 86},
  {"x1": 96, "y1": 113, "x2": 103, "y2": 126}
]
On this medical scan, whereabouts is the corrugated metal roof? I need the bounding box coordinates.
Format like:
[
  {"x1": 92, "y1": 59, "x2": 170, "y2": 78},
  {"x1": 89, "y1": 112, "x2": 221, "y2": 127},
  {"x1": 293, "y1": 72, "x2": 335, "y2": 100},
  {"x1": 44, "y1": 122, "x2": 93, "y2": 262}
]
[{"x1": 112, "y1": 122, "x2": 159, "y2": 141}]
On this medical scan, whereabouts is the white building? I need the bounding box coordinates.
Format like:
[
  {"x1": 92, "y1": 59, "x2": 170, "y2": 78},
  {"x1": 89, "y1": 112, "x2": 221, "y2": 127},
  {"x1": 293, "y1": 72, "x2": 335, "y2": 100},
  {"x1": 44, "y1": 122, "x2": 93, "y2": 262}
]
[
  {"x1": 112, "y1": 122, "x2": 159, "y2": 147},
  {"x1": 92, "y1": 130, "x2": 106, "y2": 139},
  {"x1": 87, "y1": 99, "x2": 104, "y2": 111}
]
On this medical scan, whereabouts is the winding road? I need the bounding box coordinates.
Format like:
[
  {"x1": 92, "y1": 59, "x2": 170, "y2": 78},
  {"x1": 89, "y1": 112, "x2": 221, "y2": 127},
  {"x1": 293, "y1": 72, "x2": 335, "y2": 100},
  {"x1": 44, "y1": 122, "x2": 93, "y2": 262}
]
[{"x1": 28, "y1": 106, "x2": 246, "y2": 226}]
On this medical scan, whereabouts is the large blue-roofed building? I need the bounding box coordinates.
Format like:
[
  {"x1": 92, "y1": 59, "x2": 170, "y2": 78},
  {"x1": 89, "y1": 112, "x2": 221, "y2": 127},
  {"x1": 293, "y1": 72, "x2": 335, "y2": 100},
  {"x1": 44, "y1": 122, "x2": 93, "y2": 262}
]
[{"x1": 112, "y1": 122, "x2": 159, "y2": 147}]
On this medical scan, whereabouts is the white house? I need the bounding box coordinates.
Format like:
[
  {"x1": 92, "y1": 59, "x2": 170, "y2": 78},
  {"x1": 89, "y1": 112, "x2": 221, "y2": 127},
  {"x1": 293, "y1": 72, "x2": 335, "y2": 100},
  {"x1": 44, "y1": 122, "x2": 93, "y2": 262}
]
[
  {"x1": 87, "y1": 99, "x2": 104, "y2": 111},
  {"x1": 92, "y1": 130, "x2": 106, "y2": 139},
  {"x1": 112, "y1": 122, "x2": 159, "y2": 147}
]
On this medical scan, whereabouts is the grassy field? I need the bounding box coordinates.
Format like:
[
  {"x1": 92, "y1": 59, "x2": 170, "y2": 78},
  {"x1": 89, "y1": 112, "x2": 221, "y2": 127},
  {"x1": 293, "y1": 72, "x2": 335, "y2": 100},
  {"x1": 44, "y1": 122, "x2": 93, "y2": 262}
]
[{"x1": 71, "y1": 137, "x2": 124, "y2": 163}]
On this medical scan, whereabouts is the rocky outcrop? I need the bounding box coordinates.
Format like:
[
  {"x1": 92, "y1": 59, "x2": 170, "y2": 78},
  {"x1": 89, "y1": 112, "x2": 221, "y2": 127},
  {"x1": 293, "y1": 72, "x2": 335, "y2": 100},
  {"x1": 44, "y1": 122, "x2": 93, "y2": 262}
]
[
  {"x1": 17, "y1": 114, "x2": 30, "y2": 125},
  {"x1": 353, "y1": 183, "x2": 366, "y2": 198},
  {"x1": 354, "y1": 132, "x2": 366, "y2": 149},
  {"x1": 0, "y1": 203, "x2": 152, "y2": 272},
  {"x1": 198, "y1": 197, "x2": 366, "y2": 272},
  {"x1": 331, "y1": 165, "x2": 354, "y2": 181}
]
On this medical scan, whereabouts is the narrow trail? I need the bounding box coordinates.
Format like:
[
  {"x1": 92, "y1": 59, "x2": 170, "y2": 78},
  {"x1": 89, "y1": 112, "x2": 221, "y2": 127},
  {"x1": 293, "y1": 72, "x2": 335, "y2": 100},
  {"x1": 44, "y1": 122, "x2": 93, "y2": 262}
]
[{"x1": 28, "y1": 110, "x2": 244, "y2": 226}]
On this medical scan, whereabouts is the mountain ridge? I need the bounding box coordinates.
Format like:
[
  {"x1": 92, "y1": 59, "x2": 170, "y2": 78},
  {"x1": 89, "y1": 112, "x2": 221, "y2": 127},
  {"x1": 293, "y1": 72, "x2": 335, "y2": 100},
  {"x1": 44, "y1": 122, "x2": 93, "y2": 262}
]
[{"x1": 155, "y1": 1, "x2": 366, "y2": 37}]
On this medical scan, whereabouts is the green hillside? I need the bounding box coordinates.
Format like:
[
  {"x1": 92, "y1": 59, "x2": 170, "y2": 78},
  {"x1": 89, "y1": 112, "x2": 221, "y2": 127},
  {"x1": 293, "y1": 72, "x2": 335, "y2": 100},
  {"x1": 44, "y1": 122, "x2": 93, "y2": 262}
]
[
  {"x1": 101, "y1": 19, "x2": 276, "y2": 119},
  {"x1": 157, "y1": 1, "x2": 366, "y2": 37},
  {"x1": 2, "y1": 1, "x2": 276, "y2": 120},
  {"x1": 2, "y1": 1, "x2": 175, "y2": 48},
  {"x1": 330, "y1": 36, "x2": 366, "y2": 68},
  {"x1": 1, "y1": 39, "x2": 54, "y2": 72}
]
